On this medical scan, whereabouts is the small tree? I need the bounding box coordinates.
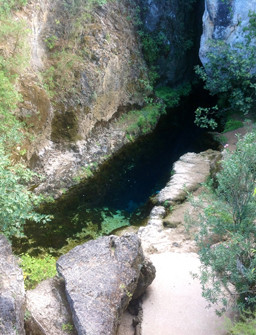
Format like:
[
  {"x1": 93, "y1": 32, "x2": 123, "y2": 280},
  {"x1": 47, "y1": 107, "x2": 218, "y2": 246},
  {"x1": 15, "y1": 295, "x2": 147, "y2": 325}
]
[{"x1": 188, "y1": 132, "x2": 256, "y2": 313}]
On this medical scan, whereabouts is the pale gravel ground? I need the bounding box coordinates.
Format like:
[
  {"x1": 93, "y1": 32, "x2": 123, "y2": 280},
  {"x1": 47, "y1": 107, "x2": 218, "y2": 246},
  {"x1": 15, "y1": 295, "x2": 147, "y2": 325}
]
[{"x1": 141, "y1": 253, "x2": 233, "y2": 335}]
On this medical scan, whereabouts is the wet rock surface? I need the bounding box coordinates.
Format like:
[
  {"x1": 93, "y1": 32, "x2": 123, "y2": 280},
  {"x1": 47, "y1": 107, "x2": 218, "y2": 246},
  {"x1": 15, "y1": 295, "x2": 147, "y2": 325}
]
[
  {"x1": 0, "y1": 235, "x2": 25, "y2": 335},
  {"x1": 56, "y1": 234, "x2": 155, "y2": 335}
]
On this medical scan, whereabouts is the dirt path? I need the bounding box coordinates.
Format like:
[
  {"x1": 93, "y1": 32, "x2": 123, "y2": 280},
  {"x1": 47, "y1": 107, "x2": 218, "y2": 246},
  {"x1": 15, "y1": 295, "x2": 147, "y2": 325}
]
[{"x1": 141, "y1": 253, "x2": 232, "y2": 335}]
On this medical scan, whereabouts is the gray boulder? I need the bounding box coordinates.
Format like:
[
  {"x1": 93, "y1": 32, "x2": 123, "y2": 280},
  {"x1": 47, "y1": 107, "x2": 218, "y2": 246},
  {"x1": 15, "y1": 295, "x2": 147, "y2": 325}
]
[
  {"x1": 25, "y1": 277, "x2": 77, "y2": 335},
  {"x1": 57, "y1": 234, "x2": 155, "y2": 335},
  {"x1": 200, "y1": 0, "x2": 256, "y2": 66},
  {"x1": 0, "y1": 235, "x2": 25, "y2": 335}
]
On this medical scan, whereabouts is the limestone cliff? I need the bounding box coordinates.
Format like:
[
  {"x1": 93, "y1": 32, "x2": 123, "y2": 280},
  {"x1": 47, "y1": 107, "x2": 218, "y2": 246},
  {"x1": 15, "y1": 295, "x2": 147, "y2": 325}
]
[
  {"x1": 7, "y1": 0, "x2": 148, "y2": 195},
  {"x1": 200, "y1": 0, "x2": 256, "y2": 66},
  {"x1": 4, "y1": 0, "x2": 206, "y2": 196}
]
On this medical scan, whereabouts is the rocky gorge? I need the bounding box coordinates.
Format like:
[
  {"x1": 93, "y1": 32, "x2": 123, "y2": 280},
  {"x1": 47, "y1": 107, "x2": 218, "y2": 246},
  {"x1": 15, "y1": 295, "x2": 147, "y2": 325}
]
[
  {"x1": 0, "y1": 148, "x2": 225, "y2": 335},
  {"x1": 1, "y1": 0, "x2": 256, "y2": 334}
]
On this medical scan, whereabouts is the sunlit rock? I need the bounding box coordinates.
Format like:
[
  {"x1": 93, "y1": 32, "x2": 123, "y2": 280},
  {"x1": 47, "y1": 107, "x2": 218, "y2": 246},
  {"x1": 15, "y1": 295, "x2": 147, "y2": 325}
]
[
  {"x1": 0, "y1": 236, "x2": 25, "y2": 335},
  {"x1": 56, "y1": 234, "x2": 155, "y2": 335}
]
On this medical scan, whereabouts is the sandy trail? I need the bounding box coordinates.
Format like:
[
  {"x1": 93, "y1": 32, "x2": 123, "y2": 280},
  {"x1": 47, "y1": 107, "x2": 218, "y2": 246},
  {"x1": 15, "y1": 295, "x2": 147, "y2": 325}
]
[{"x1": 141, "y1": 252, "x2": 232, "y2": 335}]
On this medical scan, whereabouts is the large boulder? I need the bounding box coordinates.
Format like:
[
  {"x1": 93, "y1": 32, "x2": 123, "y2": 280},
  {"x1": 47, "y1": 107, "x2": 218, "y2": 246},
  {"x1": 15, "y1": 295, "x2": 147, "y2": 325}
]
[
  {"x1": 200, "y1": 0, "x2": 256, "y2": 65},
  {"x1": 25, "y1": 277, "x2": 77, "y2": 335},
  {"x1": 56, "y1": 234, "x2": 155, "y2": 335},
  {"x1": 0, "y1": 235, "x2": 25, "y2": 335}
]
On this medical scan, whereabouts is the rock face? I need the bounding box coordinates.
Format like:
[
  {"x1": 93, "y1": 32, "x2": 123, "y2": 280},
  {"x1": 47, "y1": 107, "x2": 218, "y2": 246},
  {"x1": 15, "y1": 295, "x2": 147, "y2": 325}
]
[
  {"x1": 200, "y1": 0, "x2": 256, "y2": 65},
  {"x1": 0, "y1": 235, "x2": 25, "y2": 335},
  {"x1": 139, "y1": 0, "x2": 204, "y2": 85},
  {"x1": 25, "y1": 277, "x2": 77, "y2": 335},
  {"x1": 56, "y1": 234, "x2": 155, "y2": 335},
  {"x1": 138, "y1": 150, "x2": 220, "y2": 254},
  {"x1": 6, "y1": 0, "x2": 147, "y2": 196}
]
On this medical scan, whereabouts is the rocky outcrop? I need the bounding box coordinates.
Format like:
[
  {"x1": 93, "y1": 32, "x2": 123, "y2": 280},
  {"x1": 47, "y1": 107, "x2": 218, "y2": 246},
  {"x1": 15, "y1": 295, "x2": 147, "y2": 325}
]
[
  {"x1": 139, "y1": 0, "x2": 204, "y2": 85},
  {"x1": 6, "y1": 0, "x2": 148, "y2": 196},
  {"x1": 156, "y1": 150, "x2": 218, "y2": 204},
  {"x1": 25, "y1": 277, "x2": 77, "y2": 335},
  {"x1": 200, "y1": 0, "x2": 256, "y2": 65},
  {"x1": 0, "y1": 236, "x2": 25, "y2": 335},
  {"x1": 138, "y1": 150, "x2": 220, "y2": 254},
  {"x1": 56, "y1": 234, "x2": 155, "y2": 335}
]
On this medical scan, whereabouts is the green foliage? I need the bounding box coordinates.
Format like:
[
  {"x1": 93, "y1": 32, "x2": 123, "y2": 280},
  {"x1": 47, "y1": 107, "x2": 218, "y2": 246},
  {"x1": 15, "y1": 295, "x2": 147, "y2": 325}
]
[
  {"x1": 0, "y1": 0, "x2": 27, "y2": 16},
  {"x1": 0, "y1": 9, "x2": 29, "y2": 149},
  {"x1": 139, "y1": 30, "x2": 170, "y2": 66},
  {"x1": 0, "y1": 0, "x2": 51, "y2": 241},
  {"x1": 0, "y1": 71, "x2": 23, "y2": 148},
  {"x1": 223, "y1": 119, "x2": 244, "y2": 133},
  {"x1": 155, "y1": 83, "x2": 191, "y2": 108},
  {"x1": 0, "y1": 17, "x2": 29, "y2": 75},
  {"x1": 195, "y1": 11, "x2": 256, "y2": 126},
  {"x1": 43, "y1": 50, "x2": 83, "y2": 97},
  {"x1": 62, "y1": 323, "x2": 74, "y2": 332},
  {"x1": 0, "y1": 146, "x2": 52, "y2": 239},
  {"x1": 122, "y1": 103, "x2": 165, "y2": 137},
  {"x1": 227, "y1": 311, "x2": 256, "y2": 334},
  {"x1": 44, "y1": 35, "x2": 58, "y2": 50},
  {"x1": 188, "y1": 132, "x2": 256, "y2": 313},
  {"x1": 20, "y1": 253, "x2": 56, "y2": 289},
  {"x1": 194, "y1": 106, "x2": 219, "y2": 130}
]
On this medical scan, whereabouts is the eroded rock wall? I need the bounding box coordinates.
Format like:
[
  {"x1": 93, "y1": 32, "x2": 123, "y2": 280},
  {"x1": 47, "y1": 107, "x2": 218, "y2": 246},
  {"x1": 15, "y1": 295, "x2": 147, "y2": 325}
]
[
  {"x1": 8, "y1": 0, "x2": 147, "y2": 195},
  {"x1": 200, "y1": 0, "x2": 256, "y2": 65}
]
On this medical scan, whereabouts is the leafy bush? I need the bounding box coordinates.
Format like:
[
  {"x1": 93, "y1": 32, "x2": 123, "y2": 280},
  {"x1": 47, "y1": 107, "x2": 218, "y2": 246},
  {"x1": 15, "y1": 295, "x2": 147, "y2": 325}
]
[
  {"x1": 119, "y1": 102, "x2": 165, "y2": 138},
  {"x1": 0, "y1": 146, "x2": 52, "y2": 239},
  {"x1": 223, "y1": 119, "x2": 244, "y2": 133},
  {"x1": 227, "y1": 312, "x2": 256, "y2": 334},
  {"x1": 20, "y1": 254, "x2": 57, "y2": 289},
  {"x1": 188, "y1": 132, "x2": 256, "y2": 313},
  {"x1": 156, "y1": 83, "x2": 191, "y2": 108},
  {"x1": 194, "y1": 106, "x2": 218, "y2": 130},
  {"x1": 0, "y1": 0, "x2": 27, "y2": 16}
]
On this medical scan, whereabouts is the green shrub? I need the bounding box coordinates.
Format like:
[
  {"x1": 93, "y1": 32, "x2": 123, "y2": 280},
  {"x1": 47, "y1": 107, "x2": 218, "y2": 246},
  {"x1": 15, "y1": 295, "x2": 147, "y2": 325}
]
[
  {"x1": 188, "y1": 132, "x2": 256, "y2": 313},
  {"x1": 20, "y1": 254, "x2": 57, "y2": 289},
  {"x1": 156, "y1": 83, "x2": 191, "y2": 108},
  {"x1": 0, "y1": 145, "x2": 52, "y2": 239},
  {"x1": 0, "y1": 0, "x2": 27, "y2": 16},
  {"x1": 223, "y1": 119, "x2": 244, "y2": 133},
  {"x1": 122, "y1": 103, "x2": 165, "y2": 137},
  {"x1": 227, "y1": 311, "x2": 256, "y2": 334}
]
